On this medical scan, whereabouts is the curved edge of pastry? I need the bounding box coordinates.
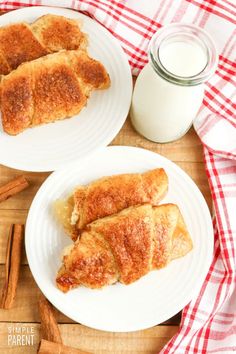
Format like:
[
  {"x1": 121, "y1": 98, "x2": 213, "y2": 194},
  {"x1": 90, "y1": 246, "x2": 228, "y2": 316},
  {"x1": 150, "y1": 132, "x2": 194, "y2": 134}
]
[
  {"x1": 56, "y1": 242, "x2": 78, "y2": 292},
  {"x1": 56, "y1": 229, "x2": 119, "y2": 292},
  {"x1": 143, "y1": 168, "x2": 168, "y2": 204},
  {"x1": 152, "y1": 203, "x2": 193, "y2": 269},
  {"x1": 171, "y1": 206, "x2": 193, "y2": 260},
  {"x1": 0, "y1": 62, "x2": 34, "y2": 135},
  {"x1": 31, "y1": 14, "x2": 88, "y2": 53},
  {"x1": 56, "y1": 265, "x2": 80, "y2": 293}
]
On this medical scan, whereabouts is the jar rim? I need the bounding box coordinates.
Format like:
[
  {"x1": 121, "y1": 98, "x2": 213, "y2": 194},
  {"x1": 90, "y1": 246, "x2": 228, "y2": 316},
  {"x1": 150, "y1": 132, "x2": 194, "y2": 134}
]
[{"x1": 148, "y1": 23, "x2": 218, "y2": 86}]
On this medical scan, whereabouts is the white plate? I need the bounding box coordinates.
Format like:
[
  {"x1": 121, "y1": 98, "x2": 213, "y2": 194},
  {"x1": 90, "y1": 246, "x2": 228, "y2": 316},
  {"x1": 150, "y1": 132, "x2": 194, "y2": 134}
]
[
  {"x1": 0, "y1": 7, "x2": 132, "y2": 172},
  {"x1": 25, "y1": 146, "x2": 214, "y2": 332}
]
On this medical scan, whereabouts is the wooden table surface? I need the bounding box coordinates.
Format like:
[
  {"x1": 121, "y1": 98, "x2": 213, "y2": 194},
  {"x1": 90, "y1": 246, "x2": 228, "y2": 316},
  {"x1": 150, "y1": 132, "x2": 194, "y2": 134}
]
[{"x1": 0, "y1": 9, "x2": 212, "y2": 354}]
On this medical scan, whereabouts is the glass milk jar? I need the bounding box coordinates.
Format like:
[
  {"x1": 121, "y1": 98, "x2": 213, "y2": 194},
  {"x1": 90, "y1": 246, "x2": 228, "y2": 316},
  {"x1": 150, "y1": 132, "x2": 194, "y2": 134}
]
[{"x1": 130, "y1": 24, "x2": 218, "y2": 143}]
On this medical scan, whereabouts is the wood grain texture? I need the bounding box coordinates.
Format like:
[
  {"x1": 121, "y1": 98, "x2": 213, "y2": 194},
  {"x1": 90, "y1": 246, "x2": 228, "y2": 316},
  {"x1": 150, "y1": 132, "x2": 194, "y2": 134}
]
[
  {"x1": 0, "y1": 323, "x2": 178, "y2": 354},
  {"x1": 113, "y1": 120, "x2": 205, "y2": 162},
  {"x1": 38, "y1": 339, "x2": 91, "y2": 354}
]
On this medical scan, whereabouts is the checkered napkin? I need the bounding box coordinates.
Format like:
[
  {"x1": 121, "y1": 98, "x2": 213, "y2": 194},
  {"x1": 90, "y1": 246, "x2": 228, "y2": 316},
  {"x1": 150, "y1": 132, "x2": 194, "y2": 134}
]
[{"x1": 1, "y1": 0, "x2": 235, "y2": 352}]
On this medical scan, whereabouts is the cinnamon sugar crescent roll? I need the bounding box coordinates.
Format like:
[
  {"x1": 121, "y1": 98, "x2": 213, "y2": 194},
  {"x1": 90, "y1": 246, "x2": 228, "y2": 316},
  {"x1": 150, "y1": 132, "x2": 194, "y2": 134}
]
[
  {"x1": 56, "y1": 203, "x2": 192, "y2": 292},
  {"x1": 54, "y1": 168, "x2": 168, "y2": 241}
]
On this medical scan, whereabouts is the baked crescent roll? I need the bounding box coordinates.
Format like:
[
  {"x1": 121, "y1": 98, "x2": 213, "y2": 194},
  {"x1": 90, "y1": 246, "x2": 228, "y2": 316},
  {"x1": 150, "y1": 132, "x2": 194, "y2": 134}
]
[
  {"x1": 54, "y1": 168, "x2": 168, "y2": 240},
  {"x1": 56, "y1": 203, "x2": 193, "y2": 292},
  {"x1": 0, "y1": 14, "x2": 87, "y2": 75},
  {"x1": 1, "y1": 49, "x2": 110, "y2": 135}
]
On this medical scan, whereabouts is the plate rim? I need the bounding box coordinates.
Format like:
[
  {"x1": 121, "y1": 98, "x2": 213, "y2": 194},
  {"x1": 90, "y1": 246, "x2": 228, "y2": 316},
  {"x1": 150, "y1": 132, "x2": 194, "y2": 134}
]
[
  {"x1": 0, "y1": 6, "x2": 132, "y2": 172},
  {"x1": 25, "y1": 145, "x2": 214, "y2": 332}
]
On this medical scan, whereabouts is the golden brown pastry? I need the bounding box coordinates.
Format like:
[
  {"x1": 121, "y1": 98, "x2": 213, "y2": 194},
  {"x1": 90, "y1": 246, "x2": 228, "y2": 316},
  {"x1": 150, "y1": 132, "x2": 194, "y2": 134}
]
[
  {"x1": 1, "y1": 49, "x2": 110, "y2": 135},
  {"x1": 56, "y1": 203, "x2": 193, "y2": 292},
  {"x1": 54, "y1": 168, "x2": 168, "y2": 240},
  {"x1": 31, "y1": 14, "x2": 87, "y2": 52},
  {"x1": 0, "y1": 14, "x2": 87, "y2": 75}
]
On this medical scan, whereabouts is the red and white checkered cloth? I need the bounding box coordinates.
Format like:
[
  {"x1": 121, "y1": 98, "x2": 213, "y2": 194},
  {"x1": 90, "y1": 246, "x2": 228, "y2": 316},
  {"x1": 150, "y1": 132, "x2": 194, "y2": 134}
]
[{"x1": 1, "y1": 0, "x2": 235, "y2": 352}]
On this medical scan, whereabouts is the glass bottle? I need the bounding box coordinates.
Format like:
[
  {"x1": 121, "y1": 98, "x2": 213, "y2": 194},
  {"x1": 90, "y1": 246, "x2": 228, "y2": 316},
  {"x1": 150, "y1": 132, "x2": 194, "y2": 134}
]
[{"x1": 130, "y1": 23, "x2": 218, "y2": 143}]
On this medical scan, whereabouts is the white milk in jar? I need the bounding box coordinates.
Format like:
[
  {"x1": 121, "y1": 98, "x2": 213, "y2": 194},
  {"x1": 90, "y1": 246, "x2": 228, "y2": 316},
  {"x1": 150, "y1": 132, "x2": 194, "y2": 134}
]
[{"x1": 131, "y1": 24, "x2": 218, "y2": 143}]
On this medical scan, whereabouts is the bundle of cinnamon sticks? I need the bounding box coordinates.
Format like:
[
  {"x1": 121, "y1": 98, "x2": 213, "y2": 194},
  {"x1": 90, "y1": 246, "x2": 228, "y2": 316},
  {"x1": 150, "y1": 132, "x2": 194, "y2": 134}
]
[{"x1": 0, "y1": 176, "x2": 29, "y2": 309}]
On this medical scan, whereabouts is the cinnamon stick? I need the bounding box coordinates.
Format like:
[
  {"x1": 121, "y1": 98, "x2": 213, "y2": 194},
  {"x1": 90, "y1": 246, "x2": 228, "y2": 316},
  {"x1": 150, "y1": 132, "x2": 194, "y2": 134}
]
[
  {"x1": 0, "y1": 224, "x2": 24, "y2": 309},
  {"x1": 38, "y1": 339, "x2": 91, "y2": 354},
  {"x1": 39, "y1": 296, "x2": 62, "y2": 344},
  {"x1": 0, "y1": 175, "x2": 29, "y2": 203}
]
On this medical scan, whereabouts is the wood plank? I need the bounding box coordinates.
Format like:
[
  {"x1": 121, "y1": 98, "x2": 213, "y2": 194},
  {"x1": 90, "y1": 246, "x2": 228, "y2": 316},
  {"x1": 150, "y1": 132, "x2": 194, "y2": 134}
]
[
  {"x1": 112, "y1": 120, "x2": 205, "y2": 163},
  {"x1": 0, "y1": 265, "x2": 181, "y2": 325},
  {"x1": 0, "y1": 210, "x2": 28, "y2": 224},
  {"x1": 0, "y1": 322, "x2": 179, "y2": 353}
]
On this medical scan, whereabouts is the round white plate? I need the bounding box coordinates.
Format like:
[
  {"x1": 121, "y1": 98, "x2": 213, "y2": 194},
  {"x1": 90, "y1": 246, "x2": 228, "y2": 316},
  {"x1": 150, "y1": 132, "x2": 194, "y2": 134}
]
[
  {"x1": 25, "y1": 146, "x2": 214, "y2": 332},
  {"x1": 0, "y1": 7, "x2": 132, "y2": 172}
]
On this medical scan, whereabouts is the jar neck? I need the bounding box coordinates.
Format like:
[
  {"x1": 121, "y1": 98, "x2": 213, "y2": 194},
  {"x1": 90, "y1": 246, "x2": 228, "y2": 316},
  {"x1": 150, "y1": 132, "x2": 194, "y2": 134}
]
[{"x1": 148, "y1": 23, "x2": 218, "y2": 87}]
